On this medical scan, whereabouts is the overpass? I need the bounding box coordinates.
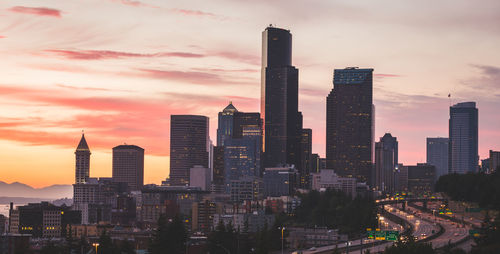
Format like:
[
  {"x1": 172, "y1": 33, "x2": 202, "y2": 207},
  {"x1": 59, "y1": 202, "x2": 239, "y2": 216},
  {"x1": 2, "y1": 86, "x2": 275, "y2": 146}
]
[{"x1": 376, "y1": 197, "x2": 447, "y2": 210}]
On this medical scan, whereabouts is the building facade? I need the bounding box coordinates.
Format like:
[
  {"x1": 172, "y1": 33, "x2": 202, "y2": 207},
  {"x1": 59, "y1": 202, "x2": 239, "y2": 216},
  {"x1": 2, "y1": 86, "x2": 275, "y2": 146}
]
[
  {"x1": 311, "y1": 169, "x2": 357, "y2": 198},
  {"x1": 490, "y1": 150, "x2": 500, "y2": 173},
  {"x1": 375, "y1": 133, "x2": 398, "y2": 193},
  {"x1": 189, "y1": 165, "x2": 211, "y2": 191},
  {"x1": 449, "y1": 102, "x2": 478, "y2": 174},
  {"x1": 426, "y1": 137, "x2": 449, "y2": 178},
  {"x1": 261, "y1": 26, "x2": 301, "y2": 170},
  {"x1": 326, "y1": 67, "x2": 374, "y2": 185},
  {"x1": 169, "y1": 115, "x2": 209, "y2": 186},
  {"x1": 217, "y1": 102, "x2": 238, "y2": 146},
  {"x1": 405, "y1": 163, "x2": 436, "y2": 194},
  {"x1": 75, "y1": 133, "x2": 90, "y2": 184},
  {"x1": 263, "y1": 166, "x2": 297, "y2": 197},
  {"x1": 112, "y1": 144, "x2": 144, "y2": 191}
]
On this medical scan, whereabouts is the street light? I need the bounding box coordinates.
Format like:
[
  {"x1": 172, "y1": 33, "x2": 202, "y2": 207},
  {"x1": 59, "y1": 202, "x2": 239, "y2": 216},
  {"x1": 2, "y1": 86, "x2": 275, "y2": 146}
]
[
  {"x1": 92, "y1": 243, "x2": 99, "y2": 254},
  {"x1": 278, "y1": 226, "x2": 286, "y2": 254}
]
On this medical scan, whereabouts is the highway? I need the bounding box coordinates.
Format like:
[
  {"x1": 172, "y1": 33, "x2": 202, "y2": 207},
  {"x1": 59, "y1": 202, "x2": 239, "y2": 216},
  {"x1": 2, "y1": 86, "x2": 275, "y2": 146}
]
[{"x1": 298, "y1": 201, "x2": 472, "y2": 254}]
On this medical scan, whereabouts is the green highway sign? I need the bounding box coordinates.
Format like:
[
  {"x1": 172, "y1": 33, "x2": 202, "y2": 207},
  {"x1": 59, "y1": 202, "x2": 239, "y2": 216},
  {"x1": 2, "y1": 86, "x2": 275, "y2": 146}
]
[
  {"x1": 366, "y1": 229, "x2": 399, "y2": 241},
  {"x1": 385, "y1": 231, "x2": 399, "y2": 241}
]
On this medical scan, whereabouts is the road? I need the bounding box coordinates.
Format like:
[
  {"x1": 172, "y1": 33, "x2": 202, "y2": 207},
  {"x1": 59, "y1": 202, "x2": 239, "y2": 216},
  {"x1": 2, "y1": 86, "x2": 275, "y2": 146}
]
[{"x1": 299, "y1": 201, "x2": 473, "y2": 254}]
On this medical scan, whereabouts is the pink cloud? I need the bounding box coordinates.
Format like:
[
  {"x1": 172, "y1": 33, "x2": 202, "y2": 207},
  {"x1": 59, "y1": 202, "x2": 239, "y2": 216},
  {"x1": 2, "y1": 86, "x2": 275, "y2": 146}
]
[
  {"x1": 0, "y1": 35, "x2": 5, "y2": 39},
  {"x1": 9, "y1": 6, "x2": 62, "y2": 18},
  {"x1": 110, "y1": 0, "x2": 159, "y2": 8},
  {"x1": 211, "y1": 51, "x2": 260, "y2": 65},
  {"x1": 135, "y1": 68, "x2": 223, "y2": 84},
  {"x1": 44, "y1": 49, "x2": 204, "y2": 60},
  {"x1": 169, "y1": 8, "x2": 216, "y2": 17}
]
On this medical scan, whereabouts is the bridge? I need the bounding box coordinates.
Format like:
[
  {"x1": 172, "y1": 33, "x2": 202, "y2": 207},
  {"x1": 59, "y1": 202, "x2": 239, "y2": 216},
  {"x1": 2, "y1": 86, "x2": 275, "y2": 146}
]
[{"x1": 376, "y1": 197, "x2": 448, "y2": 210}]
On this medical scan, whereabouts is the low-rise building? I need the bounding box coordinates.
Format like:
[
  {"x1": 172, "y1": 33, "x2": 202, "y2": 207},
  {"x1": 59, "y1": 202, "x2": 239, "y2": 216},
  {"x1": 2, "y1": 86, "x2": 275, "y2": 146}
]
[
  {"x1": 213, "y1": 211, "x2": 275, "y2": 233},
  {"x1": 288, "y1": 227, "x2": 347, "y2": 249},
  {"x1": 263, "y1": 166, "x2": 297, "y2": 197}
]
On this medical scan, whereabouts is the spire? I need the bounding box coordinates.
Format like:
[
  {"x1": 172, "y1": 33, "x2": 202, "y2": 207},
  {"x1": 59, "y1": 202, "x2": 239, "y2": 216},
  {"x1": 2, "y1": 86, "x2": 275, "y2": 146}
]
[
  {"x1": 222, "y1": 101, "x2": 238, "y2": 113},
  {"x1": 76, "y1": 133, "x2": 90, "y2": 151}
]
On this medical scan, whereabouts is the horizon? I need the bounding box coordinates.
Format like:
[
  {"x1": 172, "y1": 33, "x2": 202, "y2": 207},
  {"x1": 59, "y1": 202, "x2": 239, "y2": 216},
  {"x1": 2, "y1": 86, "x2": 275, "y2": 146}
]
[{"x1": 1, "y1": 0, "x2": 499, "y2": 188}]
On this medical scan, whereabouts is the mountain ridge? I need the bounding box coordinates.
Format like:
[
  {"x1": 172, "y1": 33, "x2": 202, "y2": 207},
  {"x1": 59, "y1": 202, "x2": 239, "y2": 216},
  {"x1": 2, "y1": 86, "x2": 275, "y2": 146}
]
[{"x1": 0, "y1": 181, "x2": 72, "y2": 199}]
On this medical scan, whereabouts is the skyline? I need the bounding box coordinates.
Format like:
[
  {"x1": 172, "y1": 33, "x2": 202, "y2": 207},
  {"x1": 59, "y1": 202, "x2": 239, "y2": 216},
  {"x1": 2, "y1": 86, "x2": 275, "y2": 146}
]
[{"x1": 1, "y1": 0, "x2": 500, "y2": 187}]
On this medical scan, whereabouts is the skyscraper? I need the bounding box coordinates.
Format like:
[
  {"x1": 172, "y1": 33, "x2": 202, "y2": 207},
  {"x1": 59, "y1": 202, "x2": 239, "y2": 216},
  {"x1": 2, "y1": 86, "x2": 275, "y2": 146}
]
[
  {"x1": 169, "y1": 115, "x2": 209, "y2": 186},
  {"x1": 75, "y1": 133, "x2": 90, "y2": 184},
  {"x1": 449, "y1": 102, "x2": 478, "y2": 174},
  {"x1": 112, "y1": 144, "x2": 144, "y2": 191},
  {"x1": 299, "y1": 128, "x2": 312, "y2": 188},
  {"x1": 426, "y1": 137, "x2": 449, "y2": 178},
  {"x1": 261, "y1": 26, "x2": 301, "y2": 169},
  {"x1": 217, "y1": 102, "x2": 238, "y2": 146},
  {"x1": 326, "y1": 67, "x2": 374, "y2": 184},
  {"x1": 489, "y1": 150, "x2": 500, "y2": 173},
  {"x1": 223, "y1": 112, "x2": 262, "y2": 189},
  {"x1": 375, "y1": 133, "x2": 398, "y2": 193}
]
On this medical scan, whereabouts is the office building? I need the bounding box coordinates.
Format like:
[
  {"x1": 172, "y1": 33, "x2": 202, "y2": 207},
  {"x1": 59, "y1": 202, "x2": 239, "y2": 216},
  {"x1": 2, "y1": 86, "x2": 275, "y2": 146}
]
[
  {"x1": 405, "y1": 163, "x2": 436, "y2": 194},
  {"x1": 213, "y1": 211, "x2": 275, "y2": 233},
  {"x1": 263, "y1": 166, "x2": 297, "y2": 197},
  {"x1": 449, "y1": 102, "x2": 478, "y2": 174},
  {"x1": 75, "y1": 133, "x2": 90, "y2": 184},
  {"x1": 189, "y1": 165, "x2": 211, "y2": 191},
  {"x1": 490, "y1": 150, "x2": 500, "y2": 173},
  {"x1": 426, "y1": 137, "x2": 449, "y2": 178},
  {"x1": 112, "y1": 144, "x2": 144, "y2": 191},
  {"x1": 311, "y1": 154, "x2": 320, "y2": 174},
  {"x1": 169, "y1": 115, "x2": 209, "y2": 186},
  {"x1": 212, "y1": 146, "x2": 225, "y2": 193},
  {"x1": 191, "y1": 200, "x2": 223, "y2": 232},
  {"x1": 375, "y1": 133, "x2": 398, "y2": 193},
  {"x1": 326, "y1": 67, "x2": 374, "y2": 185},
  {"x1": 217, "y1": 102, "x2": 238, "y2": 146},
  {"x1": 229, "y1": 177, "x2": 263, "y2": 202},
  {"x1": 311, "y1": 169, "x2": 357, "y2": 198},
  {"x1": 261, "y1": 26, "x2": 301, "y2": 169},
  {"x1": 299, "y1": 128, "x2": 312, "y2": 188}
]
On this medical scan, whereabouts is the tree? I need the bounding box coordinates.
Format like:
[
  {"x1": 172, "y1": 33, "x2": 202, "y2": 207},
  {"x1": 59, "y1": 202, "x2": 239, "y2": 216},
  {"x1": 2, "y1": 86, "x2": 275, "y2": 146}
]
[
  {"x1": 97, "y1": 230, "x2": 116, "y2": 254},
  {"x1": 149, "y1": 214, "x2": 187, "y2": 254}
]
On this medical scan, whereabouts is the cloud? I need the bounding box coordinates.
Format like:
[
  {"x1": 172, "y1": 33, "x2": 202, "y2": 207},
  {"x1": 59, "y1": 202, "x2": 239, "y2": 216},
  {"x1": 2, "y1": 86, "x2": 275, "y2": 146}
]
[
  {"x1": 210, "y1": 51, "x2": 260, "y2": 66},
  {"x1": 457, "y1": 64, "x2": 500, "y2": 99},
  {"x1": 0, "y1": 36, "x2": 5, "y2": 39},
  {"x1": 43, "y1": 49, "x2": 204, "y2": 60},
  {"x1": 169, "y1": 8, "x2": 217, "y2": 18},
  {"x1": 8, "y1": 6, "x2": 62, "y2": 18},
  {"x1": 374, "y1": 73, "x2": 401, "y2": 78},
  {"x1": 110, "y1": 0, "x2": 159, "y2": 8},
  {"x1": 134, "y1": 68, "x2": 223, "y2": 85}
]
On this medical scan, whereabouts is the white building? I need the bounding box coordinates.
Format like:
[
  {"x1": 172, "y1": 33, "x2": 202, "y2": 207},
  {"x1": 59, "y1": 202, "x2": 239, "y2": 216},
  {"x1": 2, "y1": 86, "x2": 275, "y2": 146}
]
[
  {"x1": 311, "y1": 169, "x2": 357, "y2": 198},
  {"x1": 189, "y1": 165, "x2": 211, "y2": 191}
]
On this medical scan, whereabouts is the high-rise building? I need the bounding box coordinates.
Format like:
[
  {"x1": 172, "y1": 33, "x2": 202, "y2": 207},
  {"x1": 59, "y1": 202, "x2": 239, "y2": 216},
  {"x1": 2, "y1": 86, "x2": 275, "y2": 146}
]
[
  {"x1": 299, "y1": 128, "x2": 312, "y2": 188},
  {"x1": 212, "y1": 146, "x2": 225, "y2": 190},
  {"x1": 217, "y1": 102, "x2": 238, "y2": 146},
  {"x1": 449, "y1": 102, "x2": 478, "y2": 174},
  {"x1": 169, "y1": 115, "x2": 209, "y2": 186},
  {"x1": 490, "y1": 150, "x2": 500, "y2": 173},
  {"x1": 311, "y1": 154, "x2": 320, "y2": 174},
  {"x1": 375, "y1": 133, "x2": 398, "y2": 193},
  {"x1": 75, "y1": 133, "x2": 90, "y2": 184},
  {"x1": 112, "y1": 144, "x2": 144, "y2": 191},
  {"x1": 426, "y1": 137, "x2": 449, "y2": 178},
  {"x1": 326, "y1": 67, "x2": 374, "y2": 184},
  {"x1": 261, "y1": 26, "x2": 301, "y2": 169}
]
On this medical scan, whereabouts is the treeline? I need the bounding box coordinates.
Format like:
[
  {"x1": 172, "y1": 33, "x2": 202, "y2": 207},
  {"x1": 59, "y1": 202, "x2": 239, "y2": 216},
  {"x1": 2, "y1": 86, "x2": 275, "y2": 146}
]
[
  {"x1": 435, "y1": 172, "x2": 500, "y2": 210},
  {"x1": 293, "y1": 189, "x2": 378, "y2": 236}
]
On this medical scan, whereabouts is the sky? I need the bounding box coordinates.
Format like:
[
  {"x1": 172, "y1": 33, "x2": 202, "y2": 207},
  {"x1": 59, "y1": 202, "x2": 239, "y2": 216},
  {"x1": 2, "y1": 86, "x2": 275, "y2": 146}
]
[{"x1": 0, "y1": 0, "x2": 499, "y2": 188}]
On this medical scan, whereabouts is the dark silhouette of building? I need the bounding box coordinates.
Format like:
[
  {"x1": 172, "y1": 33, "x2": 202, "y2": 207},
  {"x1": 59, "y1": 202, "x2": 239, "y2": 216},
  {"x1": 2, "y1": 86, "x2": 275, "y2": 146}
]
[
  {"x1": 449, "y1": 102, "x2": 478, "y2": 174},
  {"x1": 311, "y1": 154, "x2": 320, "y2": 174},
  {"x1": 217, "y1": 102, "x2": 238, "y2": 146},
  {"x1": 490, "y1": 150, "x2": 500, "y2": 173},
  {"x1": 169, "y1": 115, "x2": 209, "y2": 186},
  {"x1": 326, "y1": 67, "x2": 374, "y2": 185},
  {"x1": 375, "y1": 133, "x2": 398, "y2": 193},
  {"x1": 299, "y1": 128, "x2": 312, "y2": 188},
  {"x1": 261, "y1": 26, "x2": 301, "y2": 169},
  {"x1": 212, "y1": 146, "x2": 225, "y2": 188},
  {"x1": 75, "y1": 133, "x2": 90, "y2": 184},
  {"x1": 405, "y1": 163, "x2": 436, "y2": 194},
  {"x1": 426, "y1": 137, "x2": 449, "y2": 178},
  {"x1": 112, "y1": 144, "x2": 145, "y2": 191}
]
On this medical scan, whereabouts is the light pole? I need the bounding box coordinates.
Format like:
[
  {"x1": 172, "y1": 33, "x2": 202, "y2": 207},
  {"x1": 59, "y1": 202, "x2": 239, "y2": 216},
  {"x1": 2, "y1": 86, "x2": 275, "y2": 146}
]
[
  {"x1": 278, "y1": 226, "x2": 286, "y2": 254},
  {"x1": 92, "y1": 243, "x2": 99, "y2": 254}
]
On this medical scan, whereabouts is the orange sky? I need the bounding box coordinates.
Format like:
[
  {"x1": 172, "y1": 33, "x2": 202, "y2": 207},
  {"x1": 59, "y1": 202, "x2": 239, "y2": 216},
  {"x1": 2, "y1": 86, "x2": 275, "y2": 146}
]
[{"x1": 1, "y1": 0, "x2": 499, "y2": 187}]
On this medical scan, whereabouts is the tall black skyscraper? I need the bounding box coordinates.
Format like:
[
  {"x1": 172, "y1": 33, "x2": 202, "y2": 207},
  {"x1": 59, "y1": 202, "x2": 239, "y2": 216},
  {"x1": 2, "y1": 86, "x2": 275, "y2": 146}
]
[
  {"x1": 169, "y1": 115, "x2": 209, "y2": 186},
  {"x1": 326, "y1": 67, "x2": 374, "y2": 185},
  {"x1": 75, "y1": 133, "x2": 90, "y2": 184},
  {"x1": 375, "y1": 133, "x2": 398, "y2": 193},
  {"x1": 261, "y1": 26, "x2": 301, "y2": 169},
  {"x1": 449, "y1": 102, "x2": 478, "y2": 174}
]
